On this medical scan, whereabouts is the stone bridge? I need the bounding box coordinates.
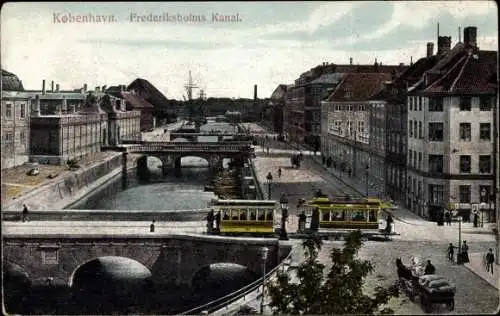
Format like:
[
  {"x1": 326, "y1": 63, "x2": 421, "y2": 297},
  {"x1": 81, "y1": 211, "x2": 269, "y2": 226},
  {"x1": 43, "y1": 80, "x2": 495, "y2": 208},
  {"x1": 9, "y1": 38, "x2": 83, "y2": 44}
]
[
  {"x1": 113, "y1": 141, "x2": 255, "y2": 174},
  {"x1": 3, "y1": 234, "x2": 282, "y2": 288},
  {"x1": 168, "y1": 132, "x2": 251, "y2": 142}
]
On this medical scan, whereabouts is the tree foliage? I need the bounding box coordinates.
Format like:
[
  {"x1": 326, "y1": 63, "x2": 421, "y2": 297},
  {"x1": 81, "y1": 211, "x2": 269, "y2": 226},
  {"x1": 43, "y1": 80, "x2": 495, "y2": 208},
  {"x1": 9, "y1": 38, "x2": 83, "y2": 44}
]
[{"x1": 267, "y1": 230, "x2": 399, "y2": 315}]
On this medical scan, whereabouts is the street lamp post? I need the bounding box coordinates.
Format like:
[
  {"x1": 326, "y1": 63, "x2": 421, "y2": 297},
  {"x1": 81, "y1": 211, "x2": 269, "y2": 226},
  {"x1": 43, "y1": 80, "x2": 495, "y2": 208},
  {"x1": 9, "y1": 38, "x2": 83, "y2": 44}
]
[
  {"x1": 480, "y1": 188, "x2": 487, "y2": 227},
  {"x1": 266, "y1": 172, "x2": 273, "y2": 200},
  {"x1": 260, "y1": 247, "x2": 269, "y2": 314},
  {"x1": 365, "y1": 164, "x2": 369, "y2": 197},
  {"x1": 456, "y1": 215, "x2": 463, "y2": 264},
  {"x1": 279, "y1": 194, "x2": 289, "y2": 240}
]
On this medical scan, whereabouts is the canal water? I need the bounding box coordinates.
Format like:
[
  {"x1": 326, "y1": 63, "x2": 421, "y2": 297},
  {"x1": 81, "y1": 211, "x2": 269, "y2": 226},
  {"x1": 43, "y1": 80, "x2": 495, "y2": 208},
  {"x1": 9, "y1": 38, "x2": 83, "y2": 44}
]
[
  {"x1": 68, "y1": 122, "x2": 236, "y2": 210},
  {"x1": 6, "y1": 122, "x2": 252, "y2": 315}
]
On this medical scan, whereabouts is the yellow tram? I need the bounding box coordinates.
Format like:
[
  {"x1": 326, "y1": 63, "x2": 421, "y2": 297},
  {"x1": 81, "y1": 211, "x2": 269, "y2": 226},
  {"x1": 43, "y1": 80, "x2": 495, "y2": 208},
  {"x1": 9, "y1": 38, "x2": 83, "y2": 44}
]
[
  {"x1": 210, "y1": 199, "x2": 278, "y2": 235},
  {"x1": 303, "y1": 197, "x2": 393, "y2": 230}
]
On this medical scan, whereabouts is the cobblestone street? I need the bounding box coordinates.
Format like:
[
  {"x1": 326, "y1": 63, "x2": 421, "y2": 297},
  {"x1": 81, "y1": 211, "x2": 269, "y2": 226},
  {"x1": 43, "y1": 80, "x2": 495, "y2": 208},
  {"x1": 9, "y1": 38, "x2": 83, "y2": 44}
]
[{"x1": 243, "y1": 123, "x2": 499, "y2": 315}]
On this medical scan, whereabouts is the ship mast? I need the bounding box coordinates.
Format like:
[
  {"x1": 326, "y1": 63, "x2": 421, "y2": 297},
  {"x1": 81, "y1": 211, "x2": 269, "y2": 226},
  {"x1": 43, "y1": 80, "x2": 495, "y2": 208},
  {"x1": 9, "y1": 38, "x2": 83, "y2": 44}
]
[{"x1": 184, "y1": 70, "x2": 199, "y2": 101}]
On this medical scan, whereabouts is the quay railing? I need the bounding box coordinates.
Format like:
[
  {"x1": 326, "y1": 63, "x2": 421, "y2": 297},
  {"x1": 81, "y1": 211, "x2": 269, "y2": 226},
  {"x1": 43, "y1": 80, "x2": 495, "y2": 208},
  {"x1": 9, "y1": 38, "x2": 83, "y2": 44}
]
[{"x1": 180, "y1": 245, "x2": 294, "y2": 315}]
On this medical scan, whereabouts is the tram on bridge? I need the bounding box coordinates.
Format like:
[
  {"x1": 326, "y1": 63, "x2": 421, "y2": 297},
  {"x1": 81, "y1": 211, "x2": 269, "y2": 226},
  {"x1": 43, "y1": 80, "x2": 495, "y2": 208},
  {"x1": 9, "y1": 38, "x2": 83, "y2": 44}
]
[{"x1": 208, "y1": 199, "x2": 279, "y2": 236}]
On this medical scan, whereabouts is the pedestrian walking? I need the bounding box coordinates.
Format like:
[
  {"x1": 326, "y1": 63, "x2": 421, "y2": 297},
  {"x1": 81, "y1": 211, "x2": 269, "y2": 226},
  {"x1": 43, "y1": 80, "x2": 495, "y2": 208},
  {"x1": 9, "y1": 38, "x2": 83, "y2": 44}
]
[
  {"x1": 150, "y1": 220, "x2": 156, "y2": 233},
  {"x1": 447, "y1": 243, "x2": 456, "y2": 262},
  {"x1": 447, "y1": 210, "x2": 452, "y2": 226},
  {"x1": 21, "y1": 204, "x2": 29, "y2": 222},
  {"x1": 267, "y1": 146, "x2": 270, "y2": 155},
  {"x1": 215, "y1": 211, "x2": 221, "y2": 232},
  {"x1": 298, "y1": 211, "x2": 307, "y2": 233},
  {"x1": 444, "y1": 211, "x2": 451, "y2": 226},
  {"x1": 462, "y1": 240, "x2": 469, "y2": 263},
  {"x1": 206, "y1": 210, "x2": 214, "y2": 233},
  {"x1": 486, "y1": 248, "x2": 495, "y2": 274},
  {"x1": 278, "y1": 167, "x2": 282, "y2": 178},
  {"x1": 385, "y1": 213, "x2": 394, "y2": 235}
]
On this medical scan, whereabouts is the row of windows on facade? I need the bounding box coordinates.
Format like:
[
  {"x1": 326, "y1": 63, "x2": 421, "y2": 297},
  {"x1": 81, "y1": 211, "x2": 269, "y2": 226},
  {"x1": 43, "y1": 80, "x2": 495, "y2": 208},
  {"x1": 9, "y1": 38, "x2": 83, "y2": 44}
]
[
  {"x1": 411, "y1": 152, "x2": 492, "y2": 173},
  {"x1": 3, "y1": 131, "x2": 27, "y2": 144},
  {"x1": 415, "y1": 183, "x2": 493, "y2": 204},
  {"x1": 421, "y1": 122, "x2": 491, "y2": 141},
  {"x1": 408, "y1": 96, "x2": 493, "y2": 112},
  {"x1": 3, "y1": 103, "x2": 27, "y2": 119}
]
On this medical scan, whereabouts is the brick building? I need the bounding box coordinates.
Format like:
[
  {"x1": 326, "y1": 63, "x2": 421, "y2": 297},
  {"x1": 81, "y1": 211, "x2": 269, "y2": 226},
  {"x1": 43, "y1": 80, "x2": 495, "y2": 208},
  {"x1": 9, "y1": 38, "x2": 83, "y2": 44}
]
[
  {"x1": 285, "y1": 61, "x2": 408, "y2": 150},
  {"x1": 263, "y1": 84, "x2": 287, "y2": 134},
  {"x1": 1, "y1": 70, "x2": 31, "y2": 169},
  {"x1": 127, "y1": 78, "x2": 173, "y2": 130},
  {"x1": 405, "y1": 26, "x2": 497, "y2": 222},
  {"x1": 321, "y1": 72, "x2": 392, "y2": 197}
]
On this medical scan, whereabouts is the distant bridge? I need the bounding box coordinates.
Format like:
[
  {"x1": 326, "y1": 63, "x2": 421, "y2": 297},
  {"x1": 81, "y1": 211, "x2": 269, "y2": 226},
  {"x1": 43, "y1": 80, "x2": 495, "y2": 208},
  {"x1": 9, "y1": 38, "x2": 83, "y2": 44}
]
[
  {"x1": 104, "y1": 141, "x2": 255, "y2": 174},
  {"x1": 168, "y1": 132, "x2": 251, "y2": 142}
]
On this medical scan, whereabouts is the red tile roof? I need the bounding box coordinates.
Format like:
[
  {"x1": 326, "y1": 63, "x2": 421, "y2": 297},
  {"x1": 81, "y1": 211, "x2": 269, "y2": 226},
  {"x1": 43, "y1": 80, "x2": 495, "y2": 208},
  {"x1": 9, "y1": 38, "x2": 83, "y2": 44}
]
[
  {"x1": 326, "y1": 73, "x2": 392, "y2": 102},
  {"x1": 121, "y1": 91, "x2": 154, "y2": 109},
  {"x1": 422, "y1": 50, "x2": 497, "y2": 94}
]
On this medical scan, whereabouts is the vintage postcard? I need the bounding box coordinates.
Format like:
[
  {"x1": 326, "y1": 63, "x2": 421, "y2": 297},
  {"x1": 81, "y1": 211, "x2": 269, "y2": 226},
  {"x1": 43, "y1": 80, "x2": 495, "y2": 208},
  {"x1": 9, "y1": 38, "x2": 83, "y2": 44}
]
[{"x1": 1, "y1": 1, "x2": 498, "y2": 315}]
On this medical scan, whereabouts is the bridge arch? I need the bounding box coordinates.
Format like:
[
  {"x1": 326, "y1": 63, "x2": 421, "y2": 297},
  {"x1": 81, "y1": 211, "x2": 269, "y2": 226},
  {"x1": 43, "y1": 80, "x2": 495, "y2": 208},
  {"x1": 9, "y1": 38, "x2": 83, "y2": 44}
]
[
  {"x1": 69, "y1": 256, "x2": 153, "y2": 287},
  {"x1": 136, "y1": 155, "x2": 166, "y2": 179},
  {"x1": 190, "y1": 262, "x2": 258, "y2": 299}
]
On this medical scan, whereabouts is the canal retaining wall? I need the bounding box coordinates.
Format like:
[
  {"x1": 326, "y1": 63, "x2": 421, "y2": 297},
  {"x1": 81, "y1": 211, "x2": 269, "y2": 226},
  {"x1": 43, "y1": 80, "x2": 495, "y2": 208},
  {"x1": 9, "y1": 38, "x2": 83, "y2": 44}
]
[
  {"x1": 1, "y1": 153, "x2": 125, "y2": 212},
  {"x1": 248, "y1": 158, "x2": 264, "y2": 200}
]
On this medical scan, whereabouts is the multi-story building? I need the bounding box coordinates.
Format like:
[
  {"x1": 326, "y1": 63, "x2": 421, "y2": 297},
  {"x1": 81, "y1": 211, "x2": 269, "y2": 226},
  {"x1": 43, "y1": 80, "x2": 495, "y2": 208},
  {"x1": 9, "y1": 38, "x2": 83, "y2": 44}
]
[
  {"x1": 30, "y1": 86, "x2": 142, "y2": 165},
  {"x1": 285, "y1": 61, "x2": 408, "y2": 150},
  {"x1": 406, "y1": 26, "x2": 497, "y2": 222},
  {"x1": 264, "y1": 84, "x2": 288, "y2": 134},
  {"x1": 1, "y1": 70, "x2": 31, "y2": 169},
  {"x1": 24, "y1": 80, "x2": 88, "y2": 115},
  {"x1": 321, "y1": 72, "x2": 392, "y2": 197},
  {"x1": 382, "y1": 46, "x2": 441, "y2": 202}
]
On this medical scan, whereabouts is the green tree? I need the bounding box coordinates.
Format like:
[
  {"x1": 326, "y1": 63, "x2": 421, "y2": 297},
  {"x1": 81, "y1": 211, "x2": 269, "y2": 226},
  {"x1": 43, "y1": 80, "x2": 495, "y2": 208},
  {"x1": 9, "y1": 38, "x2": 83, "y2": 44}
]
[{"x1": 267, "y1": 230, "x2": 399, "y2": 315}]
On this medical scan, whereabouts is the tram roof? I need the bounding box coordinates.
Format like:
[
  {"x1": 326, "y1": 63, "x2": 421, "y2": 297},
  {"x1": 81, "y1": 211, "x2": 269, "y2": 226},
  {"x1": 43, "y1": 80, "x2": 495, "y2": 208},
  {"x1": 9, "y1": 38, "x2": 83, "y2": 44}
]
[
  {"x1": 308, "y1": 197, "x2": 386, "y2": 206},
  {"x1": 211, "y1": 199, "x2": 277, "y2": 206}
]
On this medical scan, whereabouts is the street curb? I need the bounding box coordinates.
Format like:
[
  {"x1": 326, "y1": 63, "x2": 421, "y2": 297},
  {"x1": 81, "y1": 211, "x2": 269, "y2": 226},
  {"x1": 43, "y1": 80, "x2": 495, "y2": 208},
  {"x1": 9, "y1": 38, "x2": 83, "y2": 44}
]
[{"x1": 463, "y1": 263, "x2": 499, "y2": 290}]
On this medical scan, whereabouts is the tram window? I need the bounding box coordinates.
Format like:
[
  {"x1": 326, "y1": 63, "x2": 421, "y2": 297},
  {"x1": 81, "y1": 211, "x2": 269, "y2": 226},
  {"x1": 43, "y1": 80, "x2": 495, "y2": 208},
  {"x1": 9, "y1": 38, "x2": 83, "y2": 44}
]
[
  {"x1": 231, "y1": 210, "x2": 240, "y2": 220},
  {"x1": 351, "y1": 211, "x2": 365, "y2": 221},
  {"x1": 258, "y1": 210, "x2": 265, "y2": 221},
  {"x1": 222, "y1": 210, "x2": 230, "y2": 220},
  {"x1": 240, "y1": 211, "x2": 247, "y2": 220},
  {"x1": 266, "y1": 210, "x2": 273, "y2": 221},
  {"x1": 332, "y1": 210, "x2": 344, "y2": 221},
  {"x1": 322, "y1": 210, "x2": 330, "y2": 221},
  {"x1": 249, "y1": 209, "x2": 257, "y2": 220},
  {"x1": 369, "y1": 210, "x2": 377, "y2": 222}
]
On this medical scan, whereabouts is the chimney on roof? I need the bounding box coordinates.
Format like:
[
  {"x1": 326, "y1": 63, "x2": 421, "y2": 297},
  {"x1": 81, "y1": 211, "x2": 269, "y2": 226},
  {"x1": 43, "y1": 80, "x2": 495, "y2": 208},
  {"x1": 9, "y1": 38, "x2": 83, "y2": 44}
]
[
  {"x1": 33, "y1": 95, "x2": 41, "y2": 117},
  {"x1": 254, "y1": 85, "x2": 257, "y2": 100},
  {"x1": 410, "y1": 56, "x2": 413, "y2": 65},
  {"x1": 437, "y1": 36, "x2": 452, "y2": 56},
  {"x1": 51, "y1": 81, "x2": 54, "y2": 92},
  {"x1": 350, "y1": 57, "x2": 353, "y2": 65},
  {"x1": 83, "y1": 83, "x2": 87, "y2": 92},
  {"x1": 42, "y1": 80, "x2": 46, "y2": 95},
  {"x1": 464, "y1": 26, "x2": 477, "y2": 49},
  {"x1": 426, "y1": 42, "x2": 434, "y2": 58},
  {"x1": 458, "y1": 26, "x2": 461, "y2": 42},
  {"x1": 102, "y1": 85, "x2": 107, "y2": 92},
  {"x1": 56, "y1": 84, "x2": 60, "y2": 92}
]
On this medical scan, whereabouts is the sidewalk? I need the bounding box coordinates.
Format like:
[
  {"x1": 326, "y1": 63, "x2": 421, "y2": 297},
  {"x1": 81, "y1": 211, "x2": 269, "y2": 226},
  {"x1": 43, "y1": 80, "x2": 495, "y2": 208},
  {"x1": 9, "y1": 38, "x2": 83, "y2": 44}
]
[{"x1": 464, "y1": 252, "x2": 499, "y2": 290}]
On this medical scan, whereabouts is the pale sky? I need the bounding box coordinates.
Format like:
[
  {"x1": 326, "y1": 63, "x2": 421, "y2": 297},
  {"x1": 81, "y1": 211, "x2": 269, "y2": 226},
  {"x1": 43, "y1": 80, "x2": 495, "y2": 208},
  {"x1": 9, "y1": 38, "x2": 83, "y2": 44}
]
[{"x1": 1, "y1": 1, "x2": 497, "y2": 100}]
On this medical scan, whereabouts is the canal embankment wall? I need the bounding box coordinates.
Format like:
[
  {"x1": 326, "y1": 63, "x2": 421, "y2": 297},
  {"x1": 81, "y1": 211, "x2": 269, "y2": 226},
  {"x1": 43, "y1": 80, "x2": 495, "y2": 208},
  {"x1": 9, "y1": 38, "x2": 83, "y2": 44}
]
[{"x1": 1, "y1": 152, "x2": 127, "y2": 213}]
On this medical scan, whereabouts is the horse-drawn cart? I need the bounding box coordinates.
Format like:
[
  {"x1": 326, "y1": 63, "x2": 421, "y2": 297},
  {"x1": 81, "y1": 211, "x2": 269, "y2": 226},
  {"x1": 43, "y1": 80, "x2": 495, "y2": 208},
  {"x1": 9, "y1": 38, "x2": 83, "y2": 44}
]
[
  {"x1": 396, "y1": 258, "x2": 455, "y2": 313},
  {"x1": 418, "y1": 275, "x2": 456, "y2": 313}
]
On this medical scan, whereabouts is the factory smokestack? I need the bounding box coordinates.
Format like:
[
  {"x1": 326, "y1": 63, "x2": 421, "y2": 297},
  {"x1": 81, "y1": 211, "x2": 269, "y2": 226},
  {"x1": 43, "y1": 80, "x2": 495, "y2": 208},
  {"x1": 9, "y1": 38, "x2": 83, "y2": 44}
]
[{"x1": 254, "y1": 85, "x2": 257, "y2": 100}]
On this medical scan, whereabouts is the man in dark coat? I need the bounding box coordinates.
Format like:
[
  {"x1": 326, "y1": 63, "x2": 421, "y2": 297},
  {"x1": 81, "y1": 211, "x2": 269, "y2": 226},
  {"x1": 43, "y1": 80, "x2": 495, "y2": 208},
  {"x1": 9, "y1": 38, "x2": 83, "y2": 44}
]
[
  {"x1": 424, "y1": 260, "x2": 436, "y2": 275},
  {"x1": 486, "y1": 248, "x2": 495, "y2": 274},
  {"x1": 22, "y1": 204, "x2": 29, "y2": 222},
  {"x1": 310, "y1": 208, "x2": 320, "y2": 232}
]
